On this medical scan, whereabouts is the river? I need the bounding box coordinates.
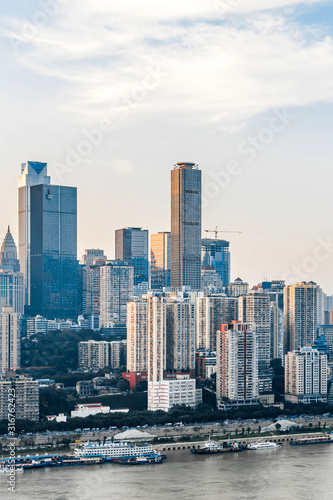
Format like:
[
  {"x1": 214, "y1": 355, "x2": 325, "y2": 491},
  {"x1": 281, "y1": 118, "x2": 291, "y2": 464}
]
[{"x1": 1, "y1": 444, "x2": 333, "y2": 500}]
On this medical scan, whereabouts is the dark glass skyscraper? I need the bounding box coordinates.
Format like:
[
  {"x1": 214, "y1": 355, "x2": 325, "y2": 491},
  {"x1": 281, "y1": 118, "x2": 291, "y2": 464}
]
[
  {"x1": 171, "y1": 162, "x2": 202, "y2": 289},
  {"x1": 30, "y1": 184, "x2": 78, "y2": 319},
  {"x1": 115, "y1": 227, "x2": 149, "y2": 286},
  {"x1": 18, "y1": 161, "x2": 50, "y2": 307},
  {"x1": 201, "y1": 238, "x2": 230, "y2": 287}
]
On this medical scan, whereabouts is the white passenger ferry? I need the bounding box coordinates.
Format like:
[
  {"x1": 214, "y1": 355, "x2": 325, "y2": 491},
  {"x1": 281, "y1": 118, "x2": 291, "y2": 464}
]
[
  {"x1": 74, "y1": 441, "x2": 155, "y2": 459},
  {"x1": 247, "y1": 441, "x2": 281, "y2": 450}
]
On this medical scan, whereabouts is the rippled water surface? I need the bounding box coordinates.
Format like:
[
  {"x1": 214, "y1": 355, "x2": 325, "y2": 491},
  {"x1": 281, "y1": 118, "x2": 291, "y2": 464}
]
[{"x1": 1, "y1": 444, "x2": 333, "y2": 500}]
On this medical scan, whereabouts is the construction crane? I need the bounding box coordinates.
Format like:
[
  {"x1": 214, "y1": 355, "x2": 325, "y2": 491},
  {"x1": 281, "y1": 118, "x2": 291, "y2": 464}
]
[{"x1": 205, "y1": 226, "x2": 242, "y2": 240}]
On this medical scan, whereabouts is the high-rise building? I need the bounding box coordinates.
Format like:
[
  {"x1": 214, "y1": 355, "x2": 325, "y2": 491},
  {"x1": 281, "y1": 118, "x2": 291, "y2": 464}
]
[
  {"x1": 216, "y1": 322, "x2": 258, "y2": 409},
  {"x1": 0, "y1": 307, "x2": 21, "y2": 374},
  {"x1": 126, "y1": 300, "x2": 148, "y2": 373},
  {"x1": 80, "y1": 249, "x2": 107, "y2": 317},
  {"x1": 227, "y1": 278, "x2": 249, "y2": 297},
  {"x1": 196, "y1": 295, "x2": 238, "y2": 350},
  {"x1": 171, "y1": 162, "x2": 201, "y2": 290},
  {"x1": 270, "y1": 303, "x2": 284, "y2": 361},
  {"x1": 201, "y1": 238, "x2": 230, "y2": 287},
  {"x1": 0, "y1": 227, "x2": 20, "y2": 272},
  {"x1": 238, "y1": 291, "x2": 271, "y2": 377},
  {"x1": 201, "y1": 266, "x2": 224, "y2": 294},
  {"x1": 0, "y1": 374, "x2": 39, "y2": 421},
  {"x1": 148, "y1": 295, "x2": 166, "y2": 383},
  {"x1": 0, "y1": 271, "x2": 24, "y2": 315},
  {"x1": 285, "y1": 346, "x2": 327, "y2": 403},
  {"x1": 115, "y1": 227, "x2": 149, "y2": 286},
  {"x1": 99, "y1": 261, "x2": 134, "y2": 328},
  {"x1": 80, "y1": 249, "x2": 106, "y2": 267},
  {"x1": 284, "y1": 281, "x2": 318, "y2": 354},
  {"x1": 18, "y1": 161, "x2": 51, "y2": 308},
  {"x1": 150, "y1": 232, "x2": 171, "y2": 290},
  {"x1": 165, "y1": 300, "x2": 195, "y2": 372},
  {"x1": 78, "y1": 339, "x2": 126, "y2": 370},
  {"x1": 0, "y1": 229, "x2": 24, "y2": 315},
  {"x1": 29, "y1": 184, "x2": 78, "y2": 319}
]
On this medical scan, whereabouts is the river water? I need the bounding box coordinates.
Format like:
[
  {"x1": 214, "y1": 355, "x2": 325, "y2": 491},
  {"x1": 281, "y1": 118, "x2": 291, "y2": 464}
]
[{"x1": 1, "y1": 444, "x2": 333, "y2": 500}]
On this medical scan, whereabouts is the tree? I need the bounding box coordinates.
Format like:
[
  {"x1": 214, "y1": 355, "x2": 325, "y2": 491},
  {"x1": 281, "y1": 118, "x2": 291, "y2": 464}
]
[{"x1": 275, "y1": 423, "x2": 282, "y2": 432}]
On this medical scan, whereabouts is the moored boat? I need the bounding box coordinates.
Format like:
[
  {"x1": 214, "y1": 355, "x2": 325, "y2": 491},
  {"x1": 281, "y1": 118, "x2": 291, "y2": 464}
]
[
  {"x1": 191, "y1": 439, "x2": 243, "y2": 454},
  {"x1": 74, "y1": 440, "x2": 156, "y2": 459},
  {"x1": 290, "y1": 433, "x2": 333, "y2": 446},
  {"x1": 247, "y1": 441, "x2": 281, "y2": 450},
  {"x1": 113, "y1": 454, "x2": 163, "y2": 465}
]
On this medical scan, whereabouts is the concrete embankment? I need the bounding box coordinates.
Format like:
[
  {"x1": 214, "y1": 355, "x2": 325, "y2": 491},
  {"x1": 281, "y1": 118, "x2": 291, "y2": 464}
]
[{"x1": 155, "y1": 432, "x2": 329, "y2": 452}]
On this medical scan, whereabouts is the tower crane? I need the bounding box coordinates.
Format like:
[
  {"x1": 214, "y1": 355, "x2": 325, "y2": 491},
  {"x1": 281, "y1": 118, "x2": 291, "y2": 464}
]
[{"x1": 205, "y1": 226, "x2": 242, "y2": 240}]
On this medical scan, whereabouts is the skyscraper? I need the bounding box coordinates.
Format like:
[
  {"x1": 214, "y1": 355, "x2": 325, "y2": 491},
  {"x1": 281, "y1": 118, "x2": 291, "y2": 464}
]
[
  {"x1": 0, "y1": 229, "x2": 24, "y2": 314},
  {"x1": 80, "y1": 249, "x2": 107, "y2": 317},
  {"x1": 115, "y1": 227, "x2": 149, "y2": 286},
  {"x1": 126, "y1": 300, "x2": 149, "y2": 373},
  {"x1": 171, "y1": 162, "x2": 202, "y2": 290},
  {"x1": 150, "y1": 232, "x2": 171, "y2": 290},
  {"x1": 238, "y1": 291, "x2": 271, "y2": 376},
  {"x1": 0, "y1": 227, "x2": 20, "y2": 272},
  {"x1": 285, "y1": 346, "x2": 327, "y2": 403},
  {"x1": 99, "y1": 261, "x2": 134, "y2": 328},
  {"x1": 165, "y1": 300, "x2": 195, "y2": 372},
  {"x1": 29, "y1": 184, "x2": 78, "y2": 319},
  {"x1": 196, "y1": 295, "x2": 238, "y2": 350},
  {"x1": 201, "y1": 238, "x2": 230, "y2": 287},
  {"x1": 18, "y1": 161, "x2": 50, "y2": 307},
  {"x1": 216, "y1": 322, "x2": 258, "y2": 409},
  {"x1": 284, "y1": 281, "x2": 318, "y2": 353},
  {"x1": 0, "y1": 307, "x2": 21, "y2": 374}
]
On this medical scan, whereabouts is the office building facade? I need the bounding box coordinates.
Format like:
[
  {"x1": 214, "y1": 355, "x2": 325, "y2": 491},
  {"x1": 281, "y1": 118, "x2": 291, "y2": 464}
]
[
  {"x1": 29, "y1": 184, "x2": 78, "y2": 319},
  {"x1": 201, "y1": 238, "x2": 230, "y2": 287},
  {"x1": 171, "y1": 163, "x2": 202, "y2": 290},
  {"x1": 0, "y1": 227, "x2": 20, "y2": 272},
  {"x1": 115, "y1": 227, "x2": 149, "y2": 286},
  {"x1": 18, "y1": 161, "x2": 51, "y2": 308}
]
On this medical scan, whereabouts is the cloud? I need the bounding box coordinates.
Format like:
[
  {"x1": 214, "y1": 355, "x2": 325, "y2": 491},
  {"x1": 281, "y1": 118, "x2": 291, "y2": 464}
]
[{"x1": 2, "y1": 0, "x2": 333, "y2": 132}]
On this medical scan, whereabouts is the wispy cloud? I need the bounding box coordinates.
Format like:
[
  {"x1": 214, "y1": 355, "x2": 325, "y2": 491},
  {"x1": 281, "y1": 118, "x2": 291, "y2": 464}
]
[{"x1": 2, "y1": 0, "x2": 333, "y2": 131}]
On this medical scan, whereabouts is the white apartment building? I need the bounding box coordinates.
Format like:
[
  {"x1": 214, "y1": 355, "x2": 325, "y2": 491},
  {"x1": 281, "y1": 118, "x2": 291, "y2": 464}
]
[
  {"x1": 216, "y1": 322, "x2": 258, "y2": 409},
  {"x1": 285, "y1": 346, "x2": 327, "y2": 403},
  {"x1": 78, "y1": 340, "x2": 126, "y2": 370},
  {"x1": 126, "y1": 300, "x2": 148, "y2": 373},
  {"x1": 0, "y1": 375, "x2": 39, "y2": 421},
  {"x1": 148, "y1": 375, "x2": 200, "y2": 412}
]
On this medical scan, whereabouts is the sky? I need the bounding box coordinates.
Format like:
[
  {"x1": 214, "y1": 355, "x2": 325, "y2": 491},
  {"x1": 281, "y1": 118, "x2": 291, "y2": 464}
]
[{"x1": 1, "y1": 0, "x2": 333, "y2": 292}]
